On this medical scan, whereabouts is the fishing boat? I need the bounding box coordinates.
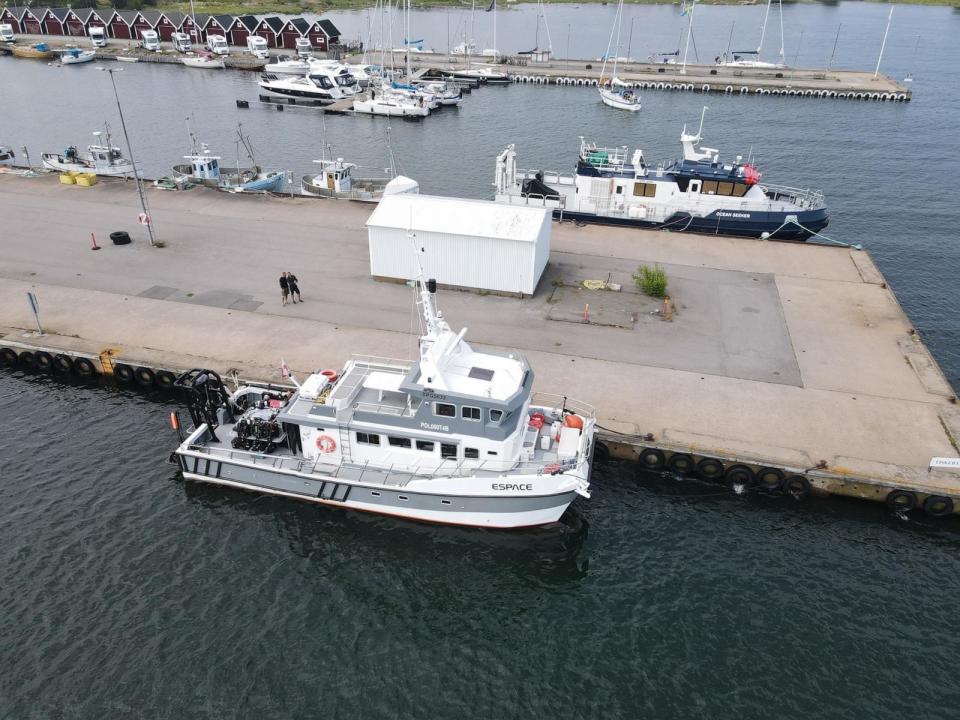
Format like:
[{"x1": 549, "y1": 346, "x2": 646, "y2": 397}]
[
  {"x1": 354, "y1": 87, "x2": 431, "y2": 117},
  {"x1": 598, "y1": 0, "x2": 641, "y2": 112},
  {"x1": 301, "y1": 158, "x2": 396, "y2": 201},
  {"x1": 258, "y1": 64, "x2": 361, "y2": 102},
  {"x1": 494, "y1": 108, "x2": 828, "y2": 240},
  {"x1": 172, "y1": 125, "x2": 285, "y2": 192},
  {"x1": 0, "y1": 145, "x2": 15, "y2": 164},
  {"x1": 12, "y1": 43, "x2": 53, "y2": 60},
  {"x1": 170, "y1": 273, "x2": 596, "y2": 528},
  {"x1": 182, "y1": 54, "x2": 225, "y2": 70},
  {"x1": 41, "y1": 125, "x2": 134, "y2": 176},
  {"x1": 60, "y1": 48, "x2": 96, "y2": 65}
]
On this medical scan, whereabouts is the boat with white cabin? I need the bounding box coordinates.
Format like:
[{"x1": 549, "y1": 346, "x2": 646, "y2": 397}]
[
  {"x1": 170, "y1": 275, "x2": 596, "y2": 528},
  {"x1": 172, "y1": 127, "x2": 286, "y2": 193},
  {"x1": 354, "y1": 86, "x2": 431, "y2": 117},
  {"x1": 495, "y1": 109, "x2": 828, "y2": 240},
  {"x1": 41, "y1": 126, "x2": 134, "y2": 176},
  {"x1": 598, "y1": 0, "x2": 641, "y2": 112},
  {"x1": 60, "y1": 48, "x2": 96, "y2": 65},
  {"x1": 258, "y1": 64, "x2": 361, "y2": 103}
]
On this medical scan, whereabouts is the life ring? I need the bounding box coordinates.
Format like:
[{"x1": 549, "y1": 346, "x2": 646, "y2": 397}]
[
  {"x1": 316, "y1": 434, "x2": 337, "y2": 453},
  {"x1": 529, "y1": 411, "x2": 546, "y2": 430},
  {"x1": 321, "y1": 369, "x2": 338, "y2": 382},
  {"x1": 667, "y1": 453, "x2": 694, "y2": 474}
]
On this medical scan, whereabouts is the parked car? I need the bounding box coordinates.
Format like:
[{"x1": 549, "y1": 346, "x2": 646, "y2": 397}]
[
  {"x1": 172, "y1": 32, "x2": 192, "y2": 53},
  {"x1": 295, "y1": 37, "x2": 312, "y2": 58},
  {"x1": 246, "y1": 36, "x2": 268, "y2": 59},
  {"x1": 89, "y1": 26, "x2": 106, "y2": 47},
  {"x1": 0, "y1": 23, "x2": 15, "y2": 43},
  {"x1": 141, "y1": 29, "x2": 160, "y2": 52},
  {"x1": 206, "y1": 34, "x2": 229, "y2": 55}
]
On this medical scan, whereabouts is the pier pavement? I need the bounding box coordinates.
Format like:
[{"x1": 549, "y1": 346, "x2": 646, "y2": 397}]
[{"x1": 0, "y1": 174, "x2": 957, "y2": 508}]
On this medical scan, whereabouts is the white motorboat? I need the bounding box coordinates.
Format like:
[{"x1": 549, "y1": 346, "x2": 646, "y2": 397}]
[
  {"x1": 263, "y1": 57, "x2": 331, "y2": 75},
  {"x1": 182, "y1": 54, "x2": 225, "y2": 70},
  {"x1": 450, "y1": 65, "x2": 511, "y2": 84},
  {"x1": 259, "y1": 65, "x2": 360, "y2": 102},
  {"x1": 301, "y1": 158, "x2": 396, "y2": 201},
  {"x1": 41, "y1": 125, "x2": 134, "y2": 176},
  {"x1": 419, "y1": 81, "x2": 462, "y2": 106},
  {"x1": 353, "y1": 87, "x2": 430, "y2": 117},
  {"x1": 60, "y1": 48, "x2": 96, "y2": 65},
  {"x1": 597, "y1": 0, "x2": 641, "y2": 112},
  {"x1": 170, "y1": 273, "x2": 596, "y2": 529}
]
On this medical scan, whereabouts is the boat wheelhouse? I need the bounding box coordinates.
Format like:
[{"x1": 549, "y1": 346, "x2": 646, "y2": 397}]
[
  {"x1": 494, "y1": 111, "x2": 828, "y2": 241},
  {"x1": 171, "y1": 277, "x2": 596, "y2": 528}
]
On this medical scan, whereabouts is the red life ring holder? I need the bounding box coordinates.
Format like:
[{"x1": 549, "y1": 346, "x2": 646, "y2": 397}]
[{"x1": 315, "y1": 434, "x2": 337, "y2": 453}]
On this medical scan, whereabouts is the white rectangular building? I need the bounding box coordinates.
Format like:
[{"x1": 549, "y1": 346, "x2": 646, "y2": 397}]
[{"x1": 365, "y1": 194, "x2": 551, "y2": 296}]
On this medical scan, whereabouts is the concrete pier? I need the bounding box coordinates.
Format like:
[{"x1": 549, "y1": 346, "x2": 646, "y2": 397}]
[{"x1": 1, "y1": 173, "x2": 957, "y2": 513}]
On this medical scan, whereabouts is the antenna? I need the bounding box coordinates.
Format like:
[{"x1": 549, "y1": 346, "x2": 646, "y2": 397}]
[{"x1": 697, "y1": 105, "x2": 708, "y2": 138}]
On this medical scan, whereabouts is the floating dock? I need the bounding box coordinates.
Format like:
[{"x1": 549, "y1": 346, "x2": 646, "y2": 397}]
[{"x1": 1, "y1": 173, "x2": 955, "y2": 516}]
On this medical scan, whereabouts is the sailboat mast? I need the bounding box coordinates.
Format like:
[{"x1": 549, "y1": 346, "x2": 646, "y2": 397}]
[
  {"x1": 874, "y1": 5, "x2": 894, "y2": 79},
  {"x1": 681, "y1": 0, "x2": 696, "y2": 74},
  {"x1": 757, "y1": 0, "x2": 772, "y2": 57},
  {"x1": 777, "y1": 0, "x2": 785, "y2": 65}
]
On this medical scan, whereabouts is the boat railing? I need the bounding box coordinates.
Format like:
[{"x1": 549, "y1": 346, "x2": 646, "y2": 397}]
[
  {"x1": 351, "y1": 398, "x2": 420, "y2": 417},
  {"x1": 761, "y1": 183, "x2": 826, "y2": 210},
  {"x1": 516, "y1": 168, "x2": 570, "y2": 186},
  {"x1": 531, "y1": 391, "x2": 597, "y2": 419},
  {"x1": 347, "y1": 354, "x2": 412, "y2": 371}
]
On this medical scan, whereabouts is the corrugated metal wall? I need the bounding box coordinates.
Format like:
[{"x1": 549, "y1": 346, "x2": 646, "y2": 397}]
[{"x1": 368, "y1": 219, "x2": 550, "y2": 294}]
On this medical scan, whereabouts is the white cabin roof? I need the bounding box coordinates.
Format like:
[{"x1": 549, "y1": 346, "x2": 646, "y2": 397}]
[{"x1": 366, "y1": 194, "x2": 549, "y2": 243}]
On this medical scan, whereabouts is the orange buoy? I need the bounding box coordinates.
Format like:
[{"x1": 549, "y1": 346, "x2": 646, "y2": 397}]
[
  {"x1": 315, "y1": 434, "x2": 337, "y2": 453},
  {"x1": 321, "y1": 369, "x2": 338, "y2": 382},
  {"x1": 564, "y1": 414, "x2": 584, "y2": 430},
  {"x1": 170, "y1": 412, "x2": 179, "y2": 431},
  {"x1": 529, "y1": 412, "x2": 546, "y2": 429}
]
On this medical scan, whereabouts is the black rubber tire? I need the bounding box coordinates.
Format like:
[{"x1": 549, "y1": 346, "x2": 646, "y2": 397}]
[
  {"x1": 0, "y1": 347, "x2": 18, "y2": 366},
  {"x1": 134, "y1": 366, "x2": 156, "y2": 387},
  {"x1": 53, "y1": 354, "x2": 74, "y2": 373},
  {"x1": 782, "y1": 475, "x2": 811, "y2": 498},
  {"x1": 922, "y1": 495, "x2": 955, "y2": 517},
  {"x1": 638, "y1": 447, "x2": 666, "y2": 471},
  {"x1": 886, "y1": 489, "x2": 917, "y2": 512},
  {"x1": 18, "y1": 350, "x2": 36, "y2": 369},
  {"x1": 110, "y1": 231, "x2": 132, "y2": 245},
  {"x1": 114, "y1": 363, "x2": 135, "y2": 383},
  {"x1": 34, "y1": 351, "x2": 54, "y2": 372},
  {"x1": 725, "y1": 464, "x2": 756, "y2": 490},
  {"x1": 74, "y1": 357, "x2": 97, "y2": 377},
  {"x1": 155, "y1": 370, "x2": 176, "y2": 389},
  {"x1": 757, "y1": 467, "x2": 785, "y2": 491},
  {"x1": 667, "y1": 453, "x2": 695, "y2": 474},
  {"x1": 696, "y1": 457, "x2": 725, "y2": 481}
]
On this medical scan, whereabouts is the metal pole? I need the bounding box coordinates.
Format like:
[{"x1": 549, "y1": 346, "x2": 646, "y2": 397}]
[
  {"x1": 566, "y1": 23, "x2": 570, "y2": 70},
  {"x1": 827, "y1": 23, "x2": 841, "y2": 70},
  {"x1": 874, "y1": 5, "x2": 894, "y2": 79},
  {"x1": 103, "y1": 68, "x2": 156, "y2": 246}
]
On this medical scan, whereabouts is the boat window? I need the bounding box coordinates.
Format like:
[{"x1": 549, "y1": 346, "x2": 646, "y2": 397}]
[
  {"x1": 441, "y1": 499, "x2": 451, "y2": 505},
  {"x1": 435, "y1": 402, "x2": 455, "y2": 417},
  {"x1": 733, "y1": 183, "x2": 749, "y2": 197},
  {"x1": 416, "y1": 440, "x2": 434, "y2": 452},
  {"x1": 489, "y1": 409, "x2": 503, "y2": 423},
  {"x1": 487, "y1": 451, "x2": 498, "y2": 456},
  {"x1": 615, "y1": 185, "x2": 623, "y2": 195},
  {"x1": 701, "y1": 180, "x2": 718, "y2": 194},
  {"x1": 388, "y1": 436, "x2": 412, "y2": 448},
  {"x1": 371, "y1": 491, "x2": 380, "y2": 497},
  {"x1": 465, "y1": 448, "x2": 479, "y2": 459},
  {"x1": 468, "y1": 367, "x2": 495, "y2": 381},
  {"x1": 356, "y1": 432, "x2": 380, "y2": 445},
  {"x1": 461, "y1": 406, "x2": 481, "y2": 421},
  {"x1": 717, "y1": 182, "x2": 734, "y2": 196},
  {"x1": 441, "y1": 443, "x2": 457, "y2": 459},
  {"x1": 675, "y1": 177, "x2": 690, "y2": 192}
]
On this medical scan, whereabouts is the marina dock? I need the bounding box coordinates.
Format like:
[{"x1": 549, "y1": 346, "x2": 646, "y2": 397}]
[{"x1": 1, "y1": 173, "x2": 956, "y2": 515}]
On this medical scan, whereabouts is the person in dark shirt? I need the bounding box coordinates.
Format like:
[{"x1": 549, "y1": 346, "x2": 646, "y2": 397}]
[
  {"x1": 287, "y1": 272, "x2": 302, "y2": 303},
  {"x1": 279, "y1": 272, "x2": 289, "y2": 306}
]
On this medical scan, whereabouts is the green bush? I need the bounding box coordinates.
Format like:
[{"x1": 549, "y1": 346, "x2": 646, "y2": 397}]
[{"x1": 632, "y1": 264, "x2": 668, "y2": 298}]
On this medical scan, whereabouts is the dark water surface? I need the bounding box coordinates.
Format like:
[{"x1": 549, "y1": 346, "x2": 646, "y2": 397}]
[
  {"x1": 1, "y1": 371, "x2": 959, "y2": 719},
  {"x1": 2, "y1": 3, "x2": 960, "y2": 717}
]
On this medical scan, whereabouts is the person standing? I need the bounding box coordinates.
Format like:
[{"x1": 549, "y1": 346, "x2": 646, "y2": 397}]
[
  {"x1": 279, "y1": 272, "x2": 289, "y2": 306},
  {"x1": 287, "y1": 271, "x2": 302, "y2": 303}
]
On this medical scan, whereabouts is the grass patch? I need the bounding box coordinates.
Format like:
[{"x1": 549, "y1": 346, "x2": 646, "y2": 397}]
[{"x1": 632, "y1": 263, "x2": 668, "y2": 298}]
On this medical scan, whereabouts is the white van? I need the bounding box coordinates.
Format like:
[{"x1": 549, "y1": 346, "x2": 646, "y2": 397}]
[
  {"x1": 172, "y1": 32, "x2": 192, "y2": 53},
  {"x1": 141, "y1": 29, "x2": 160, "y2": 52},
  {"x1": 206, "y1": 34, "x2": 229, "y2": 55},
  {"x1": 246, "y1": 35, "x2": 268, "y2": 59},
  {"x1": 295, "y1": 37, "x2": 312, "y2": 58},
  {"x1": 89, "y1": 26, "x2": 106, "y2": 47},
  {"x1": 0, "y1": 23, "x2": 15, "y2": 43}
]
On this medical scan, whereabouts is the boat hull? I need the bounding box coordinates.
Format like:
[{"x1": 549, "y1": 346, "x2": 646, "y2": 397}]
[
  {"x1": 236, "y1": 171, "x2": 286, "y2": 193},
  {"x1": 353, "y1": 99, "x2": 429, "y2": 117},
  {"x1": 599, "y1": 88, "x2": 642, "y2": 112},
  {"x1": 182, "y1": 57, "x2": 224, "y2": 69},
  {"x1": 61, "y1": 51, "x2": 96, "y2": 65},
  {"x1": 555, "y1": 206, "x2": 828, "y2": 240},
  {"x1": 12, "y1": 46, "x2": 53, "y2": 59},
  {"x1": 175, "y1": 450, "x2": 581, "y2": 528},
  {"x1": 41, "y1": 155, "x2": 133, "y2": 176}
]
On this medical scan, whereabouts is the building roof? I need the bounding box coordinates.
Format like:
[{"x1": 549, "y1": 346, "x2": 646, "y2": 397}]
[
  {"x1": 164, "y1": 11, "x2": 186, "y2": 27},
  {"x1": 140, "y1": 10, "x2": 162, "y2": 26},
  {"x1": 211, "y1": 14, "x2": 234, "y2": 28},
  {"x1": 47, "y1": 7, "x2": 69, "y2": 21},
  {"x1": 72, "y1": 8, "x2": 101, "y2": 23},
  {"x1": 193, "y1": 13, "x2": 210, "y2": 27},
  {"x1": 0, "y1": 6, "x2": 29, "y2": 20},
  {"x1": 261, "y1": 16, "x2": 284, "y2": 33},
  {"x1": 318, "y1": 18, "x2": 340, "y2": 37},
  {"x1": 287, "y1": 17, "x2": 309, "y2": 34},
  {"x1": 235, "y1": 14, "x2": 258, "y2": 32},
  {"x1": 116, "y1": 11, "x2": 141, "y2": 25},
  {"x1": 24, "y1": 6, "x2": 47, "y2": 19},
  {"x1": 367, "y1": 194, "x2": 549, "y2": 243}
]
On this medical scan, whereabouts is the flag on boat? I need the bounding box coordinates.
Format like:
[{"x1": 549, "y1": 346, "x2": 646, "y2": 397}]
[
  {"x1": 485, "y1": 0, "x2": 496, "y2": 11},
  {"x1": 680, "y1": 0, "x2": 695, "y2": 16},
  {"x1": 280, "y1": 359, "x2": 291, "y2": 379}
]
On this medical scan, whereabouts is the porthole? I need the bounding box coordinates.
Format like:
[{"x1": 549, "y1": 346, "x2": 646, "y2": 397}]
[
  {"x1": 399, "y1": 495, "x2": 408, "y2": 501},
  {"x1": 371, "y1": 491, "x2": 381, "y2": 497},
  {"x1": 441, "y1": 500, "x2": 451, "y2": 505}
]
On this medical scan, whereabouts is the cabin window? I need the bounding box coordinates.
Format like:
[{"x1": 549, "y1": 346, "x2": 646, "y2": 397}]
[
  {"x1": 701, "y1": 180, "x2": 718, "y2": 195},
  {"x1": 487, "y1": 451, "x2": 498, "y2": 456},
  {"x1": 441, "y1": 499, "x2": 451, "y2": 505},
  {"x1": 733, "y1": 183, "x2": 749, "y2": 197},
  {"x1": 465, "y1": 448, "x2": 479, "y2": 459},
  {"x1": 489, "y1": 409, "x2": 503, "y2": 423},
  {"x1": 356, "y1": 432, "x2": 380, "y2": 445},
  {"x1": 615, "y1": 185, "x2": 623, "y2": 195},
  {"x1": 461, "y1": 406, "x2": 481, "y2": 421},
  {"x1": 717, "y1": 182, "x2": 734, "y2": 196},
  {"x1": 388, "y1": 436, "x2": 412, "y2": 448},
  {"x1": 416, "y1": 440, "x2": 435, "y2": 452},
  {"x1": 441, "y1": 443, "x2": 457, "y2": 459},
  {"x1": 633, "y1": 182, "x2": 656, "y2": 197},
  {"x1": 435, "y1": 402, "x2": 455, "y2": 417},
  {"x1": 371, "y1": 491, "x2": 381, "y2": 497}
]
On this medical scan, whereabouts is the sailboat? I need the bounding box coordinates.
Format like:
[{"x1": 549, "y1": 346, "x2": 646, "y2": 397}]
[
  {"x1": 598, "y1": 0, "x2": 641, "y2": 112},
  {"x1": 716, "y1": 0, "x2": 786, "y2": 68},
  {"x1": 519, "y1": 0, "x2": 553, "y2": 61},
  {"x1": 456, "y1": 0, "x2": 510, "y2": 83}
]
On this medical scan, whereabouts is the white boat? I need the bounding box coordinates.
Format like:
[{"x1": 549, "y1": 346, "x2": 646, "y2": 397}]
[
  {"x1": 171, "y1": 274, "x2": 596, "y2": 528},
  {"x1": 419, "y1": 81, "x2": 462, "y2": 106},
  {"x1": 182, "y1": 55, "x2": 225, "y2": 70},
  {"x1": 41, "y1": 125, "x2": 133, "y2": 176},
  {"x1": 715, "y1": 0, "x2": 787, "y2": 69},
  {"x1": 301, "y1": 158, "x2": 397, "y2": 201},
  {"x1": 172, "y1": 128, "x2": 285, "y2": 192},
  {"x1": 0, "y1": 145, "x2": 15, "y2": 164},
  {"x1": 451, "y1": 65, "x2": 511, "y2": 84},
  {"x1": 259, "y1": 65, "x2": 360, "y2": 102},
  {"x1": 60, "y1": 48, "x2": 96, "y2": 65},
  {"x1": 598, "y1": 0, "x2": 641, "y2": 112},
  {"x1": 263, "y1": 57, "x2": 330, "y2": 75},
  {"x1": 353, "y1": 87, "x2": 430, "y2": 117},
  {"x1": 115, "y1": 55, "x2": 140, "y2": 63}
]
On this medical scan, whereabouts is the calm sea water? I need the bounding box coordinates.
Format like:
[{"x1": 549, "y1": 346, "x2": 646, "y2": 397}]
[{"x1": 1, "y1": 3, "x2": 960, "y2": 717}]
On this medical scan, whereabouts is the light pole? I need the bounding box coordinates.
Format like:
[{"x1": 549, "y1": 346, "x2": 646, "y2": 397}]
[{"x1": 100, "y1": 67, "x2": 156, "y2": 246}]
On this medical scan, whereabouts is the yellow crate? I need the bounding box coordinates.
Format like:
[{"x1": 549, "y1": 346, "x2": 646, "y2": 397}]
[
  {"x1": 59, "y1": 173, "x2": 77, "y2": 185},
  {"x1": 75, "y1": 173, "x2": 98, "y2": 187}
]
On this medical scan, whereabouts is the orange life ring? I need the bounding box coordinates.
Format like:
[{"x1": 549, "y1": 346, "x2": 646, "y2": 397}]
[
  {"x1": 529, "y1": 411, "x2": 546, "y2": 429},
  {"x1": 315, "y1": 434, "x2": 337, "y2": 453}
]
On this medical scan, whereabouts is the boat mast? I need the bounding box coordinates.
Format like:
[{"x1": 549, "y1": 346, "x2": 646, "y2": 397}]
[
  {"x1": 493, "y1": 0, "x2": 497, "y2": 61},
  {"x1": 874, "y1": 5, "x2": 894, "y2": 79},
  {"x1": 599, "y1": 0, "x2": 619, "y2": 83},
  {"x1": 681, "y1": 0, "x2": 696, "y2": 75},
  {"x1": 757, "y1": 0, "x2": 772, "y2": 58},
  {"x1": 777, "y1": 0, "x2": 785, "y2": 66},
  {"x1": 405, "y1": 0, "x2": 411, "y2": 79}
]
